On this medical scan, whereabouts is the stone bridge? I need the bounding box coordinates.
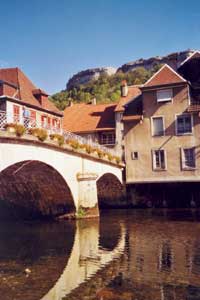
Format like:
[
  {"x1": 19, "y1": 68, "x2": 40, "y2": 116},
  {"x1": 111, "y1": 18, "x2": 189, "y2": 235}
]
[{"x1": 0, "y1": 135, "x2": 124, "y2": 218}]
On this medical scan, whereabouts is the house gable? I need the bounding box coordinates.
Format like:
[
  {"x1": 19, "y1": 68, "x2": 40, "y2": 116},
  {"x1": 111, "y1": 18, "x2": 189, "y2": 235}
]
[{"x1": 144, "y1": 64, "x2": 187, "y2": 88}]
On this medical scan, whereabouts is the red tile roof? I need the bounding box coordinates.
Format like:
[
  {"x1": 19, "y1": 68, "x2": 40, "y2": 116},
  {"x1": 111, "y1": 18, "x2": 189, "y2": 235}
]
[
  {"x1": 144, "y1": 64, "x2": 187, "y2": 88},
  {"x1": 0, "y1": 68, "x2": 62, "y2": 116},
  {"x1": 63, "y1": 103, "x2": 116, "y2": 133},
  {"x1": 122, "y1": 115, "x2": 142, "y2": 122},
  {"x1": 115, "y1": 86, "x2": 141, "y2": 112}
]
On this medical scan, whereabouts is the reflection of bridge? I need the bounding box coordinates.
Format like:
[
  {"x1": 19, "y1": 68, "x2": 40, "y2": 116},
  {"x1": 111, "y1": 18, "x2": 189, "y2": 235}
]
[
  {"x1": 0, "y1": 134, "x2": 124, "y2": 218},
  {"x1": 41, "y1": 220, "x2": 126, "y2": 300}
]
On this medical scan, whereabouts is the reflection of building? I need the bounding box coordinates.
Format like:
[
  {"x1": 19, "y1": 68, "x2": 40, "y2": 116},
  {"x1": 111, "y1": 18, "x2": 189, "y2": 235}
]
[
  {"x1": 0, "y1": 68, "x2": 62, "y2": 131},
  {"x1": 128, "y1": 220, "x2": 200, "y2": 299}
]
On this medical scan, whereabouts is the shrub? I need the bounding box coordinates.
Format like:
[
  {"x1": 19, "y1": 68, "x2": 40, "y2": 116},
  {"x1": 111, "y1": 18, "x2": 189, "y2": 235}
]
[
  {"x1": 29, "y1": 128, "x2": 47, "y2": 142},
  {"x1": 68, "y1": 139, "x2": 80, "y2": 150},
  {"x1": 4, "y1": 123, "x2": 16, "y2": 129},
  {"x1": 4, "y1": 123, "x2": 26, "y2": 137},
  {"x1": 84, "y1": 144, "x2": 93, "y2": 154},
  {"x1": 15, "y1": 124, "x2": 26, "y2": 137},
  {"x1": 49, "y1": 133, "x2": 64, "y2": 146},
  {"x1": 4, "y1": 123, "x2": 16, "y2": 133},
  {"x1": 96, "y1": 149, "x2": 104, "y2": 158},
  {"x1": 37, "y1": 129, "x2": 48, "y2": 142},
  {"x1": 115, "y1": 156, "x2": 121, "y2": 164},
  {"x1": 107, "y1": 153, "x2": 113, "y2": 161},
  {"x1": 28, "y1": 128, "x2": 38, "y2": 136}
]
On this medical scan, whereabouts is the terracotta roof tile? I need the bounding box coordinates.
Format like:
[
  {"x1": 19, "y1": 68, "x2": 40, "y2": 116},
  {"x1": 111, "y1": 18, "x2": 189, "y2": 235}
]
[
  {"x1": 122, "y1": 115, "x2": 142, "y2": 122},
  {"x1": 0, "y1": 68, "x2": 62, "y2": 115},
  {"x1": 63, "y1": 103, "x2": 116, "y2": 133},
  {"x1": 115, "y1": 86, "x2": 141, "y2": 112},
  {"x1": 144, "y1": 64, "x2": 186, "y2": 88}
]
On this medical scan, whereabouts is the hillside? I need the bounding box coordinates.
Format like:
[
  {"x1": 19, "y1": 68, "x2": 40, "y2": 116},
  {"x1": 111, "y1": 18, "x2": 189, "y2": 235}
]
[
  {"x1": 51, "y1": 66, "x2": 161, "y2": 110},
  {"x1": 50, "y1": 49, "x2": 194, "y2": 110}
]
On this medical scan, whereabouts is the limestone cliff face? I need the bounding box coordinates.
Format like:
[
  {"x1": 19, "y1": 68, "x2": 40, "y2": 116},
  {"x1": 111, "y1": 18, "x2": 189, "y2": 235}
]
[
  {"x1": 67, "y1": 67, "x2": 117, "y2": 89},
  {"x1": 118, "y1": 49, "x2": 194, "y2": 73},
  {"x1": 66, "y1": 49, "x2": 195, "y2": 89}
]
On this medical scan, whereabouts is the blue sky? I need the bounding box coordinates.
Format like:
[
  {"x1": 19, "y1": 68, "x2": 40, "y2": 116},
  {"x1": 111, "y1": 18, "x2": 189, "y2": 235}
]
[{"x1": 0, "y1": 0, "x2": 200, "y2": 94}]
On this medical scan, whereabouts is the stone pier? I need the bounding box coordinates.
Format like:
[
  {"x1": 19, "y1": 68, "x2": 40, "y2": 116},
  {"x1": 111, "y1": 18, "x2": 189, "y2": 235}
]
[{"x1": 76, "y1": 172, "x2": 99, "y2": 218}]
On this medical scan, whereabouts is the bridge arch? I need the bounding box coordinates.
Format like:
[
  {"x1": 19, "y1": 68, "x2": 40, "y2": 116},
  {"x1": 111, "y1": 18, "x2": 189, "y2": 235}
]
[
  {"x1": 97, "y1": 173, "x2": 125, "y2": 209},
  {"x1": 0, "y1": 160, "x2": 75, "y2": 219}
]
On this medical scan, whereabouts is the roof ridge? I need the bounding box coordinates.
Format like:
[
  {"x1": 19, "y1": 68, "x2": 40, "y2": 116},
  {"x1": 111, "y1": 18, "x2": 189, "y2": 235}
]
[{"x1": 179, "y1": 50, "x2": 200, "y2": 68}]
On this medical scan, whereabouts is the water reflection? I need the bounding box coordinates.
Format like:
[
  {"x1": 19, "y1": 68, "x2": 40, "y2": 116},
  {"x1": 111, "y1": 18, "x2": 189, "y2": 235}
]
[{"x1": 1, "y1": 210, "x2": 200, "y2": 300}]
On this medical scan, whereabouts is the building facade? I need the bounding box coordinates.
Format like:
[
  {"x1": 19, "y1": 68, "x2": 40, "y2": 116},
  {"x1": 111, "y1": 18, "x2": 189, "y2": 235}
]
[
  {"x1": 63, "y1": 101, "x2": 117, "y2": 148},
  {"x1": 123, "y1": 51, "x2": 200, "y2": 206},
  {"x1": 0, "y1": 68, "x2": 63, "y2": 131}
]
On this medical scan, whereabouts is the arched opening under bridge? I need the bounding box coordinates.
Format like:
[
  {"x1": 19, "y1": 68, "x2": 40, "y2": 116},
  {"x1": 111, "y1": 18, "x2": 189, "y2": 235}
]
[
  {"x1": 0, "y1": 160, "x2": 75, "y2": 219},
  {"x1": 97, "y1": 173, "x2": 125, "y2": 209}
]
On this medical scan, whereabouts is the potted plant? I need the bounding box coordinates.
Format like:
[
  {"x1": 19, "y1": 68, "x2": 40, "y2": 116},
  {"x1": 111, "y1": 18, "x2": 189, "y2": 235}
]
[
  {"x1": 29, "y1": 128, "x2": 47, "y2": 142},
  {"x1": 4, "y1": 123, "x2": 16, "y2": 133},
  {"x1": 49, "y1": 133, "x2": 64, "y2": 146},
  {"x1": 115, "y1": 156, "x2": 121, "y2": 164},
  {"x1": 15, "y1": 124, "x2": 26, "y2": 137}
]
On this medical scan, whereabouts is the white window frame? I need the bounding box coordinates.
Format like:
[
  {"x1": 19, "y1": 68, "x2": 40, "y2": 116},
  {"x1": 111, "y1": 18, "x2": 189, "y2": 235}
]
[
  {"x1": 156, "y1": 89, "x2": 173, "y2": 103},
  {"x1": 175, "y1": 113, "x2": 193, "y2": 136},
  {"x1": 151, "y1": 116, "x2": 165, "y2": 137},
  {"x1": 152, "y1": 149, "x2": 167, "y2": 171},
  {"x1": 131, "y1": 151, "x2": 138, "y2": 160},
  {"x1": 181, "y1": 147, "x2": 196, "y2": 170},
  {"x1": 100, "y1": 132, "x2": 116, "y2": 145}
]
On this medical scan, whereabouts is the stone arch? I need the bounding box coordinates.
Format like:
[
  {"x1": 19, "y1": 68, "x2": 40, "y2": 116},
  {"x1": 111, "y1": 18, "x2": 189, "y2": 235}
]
[
  {"x1": 0, "y1": 160, "x2": 75, "y2": 219},
  {"x1": 97, "y1": 173, "x2": 125, "y2": 209}
]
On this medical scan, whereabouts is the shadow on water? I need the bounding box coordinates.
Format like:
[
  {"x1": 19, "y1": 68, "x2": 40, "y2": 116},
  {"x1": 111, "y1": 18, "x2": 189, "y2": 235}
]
[{"x1": 0, "y1": 219, "x2": 76, "y2": 300}]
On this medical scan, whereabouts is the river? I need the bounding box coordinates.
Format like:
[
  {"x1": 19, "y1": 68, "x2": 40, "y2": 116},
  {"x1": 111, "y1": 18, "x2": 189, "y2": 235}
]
[{"x1": 1, "y1": 209, "x2": 200, "y2": 300}]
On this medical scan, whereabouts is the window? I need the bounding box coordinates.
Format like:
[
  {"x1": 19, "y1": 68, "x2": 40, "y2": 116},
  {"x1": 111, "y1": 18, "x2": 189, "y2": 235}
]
[
  {"x1": 181, "y1": 148, "x2": 196, "y2": 169},
  {"x1": 41, "y1": 115, "x2": 47, "y2": 128},
  {"x1": 13, "y1": 105, "x2": 20, "y2": 123},
  {"x1": 100, "y1": 132, "x2": 115, "y2": 145},
  {"x1": 157, "y1": 89, "x2": 172, "y2": 102},
  {"x1": 30, "y1": 110, "x2": 36, "y2": 127},
  {"x1": 152, "y1": 116, "x2": 164, "y2": 136},
  {"x1": 176, "y1": 114, "x2": 192, "y2": 135},
  {"x1": 131, "y1": 151, "x2": 138, "y2": 160},
  {"x1": 159, "y1": 241, "x2": 172, "y2": 272},
  {"x1": 152, "y1": 149, "x2": 166, "y2": 170}
]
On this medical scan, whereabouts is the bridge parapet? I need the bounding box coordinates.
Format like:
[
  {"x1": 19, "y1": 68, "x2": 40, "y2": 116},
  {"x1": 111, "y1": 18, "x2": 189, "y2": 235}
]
[{"x1": 0, "y1": 110, "x2": 120, "y2": 157}]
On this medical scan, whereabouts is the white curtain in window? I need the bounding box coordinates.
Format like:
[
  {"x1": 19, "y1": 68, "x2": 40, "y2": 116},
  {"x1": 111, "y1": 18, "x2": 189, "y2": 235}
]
[
  {"x1": 157, "y1": 89, "x2": 172, "y2": 102},
  {"x1": 153, "y1": 117, "x2": 164, "y2": 136}
]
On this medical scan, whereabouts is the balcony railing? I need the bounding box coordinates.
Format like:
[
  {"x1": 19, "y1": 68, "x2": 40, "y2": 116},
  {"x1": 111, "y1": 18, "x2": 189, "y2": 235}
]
[{"x1": 0, "y1": 110, "x2": 119, "y2": 156}]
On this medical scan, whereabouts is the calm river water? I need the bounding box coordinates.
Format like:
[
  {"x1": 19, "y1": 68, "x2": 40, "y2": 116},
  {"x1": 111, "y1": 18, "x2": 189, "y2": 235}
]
[{"x1": 1, "y1": 209, "x2": 200, "y2": 300}]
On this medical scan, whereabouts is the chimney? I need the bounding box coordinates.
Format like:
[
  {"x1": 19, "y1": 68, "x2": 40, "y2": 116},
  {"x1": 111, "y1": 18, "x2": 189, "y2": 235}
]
[
  {"x1": 121, "y1": 80, "x2": 128, "y2": 97},
  {"x1": 92, "y1": 97, "x2": 97, "y2": 105},
  {"x1": 33, "y1": 89, "x2": 48, "y2": 106}
]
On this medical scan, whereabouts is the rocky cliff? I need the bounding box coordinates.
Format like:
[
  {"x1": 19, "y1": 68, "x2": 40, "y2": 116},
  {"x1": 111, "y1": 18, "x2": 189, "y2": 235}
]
[
  {"x1": 66, "y1": 49, "x2": 195, "y2": 90},
  {"x1": 67, "y1": 67, "x2": 117, "y2": 89}
]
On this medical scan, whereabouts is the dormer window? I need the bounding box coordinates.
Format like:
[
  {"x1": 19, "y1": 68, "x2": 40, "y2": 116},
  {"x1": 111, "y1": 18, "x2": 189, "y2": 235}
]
[{"x1": 157, "y1": 89, "x2": 173, "y2": 103}]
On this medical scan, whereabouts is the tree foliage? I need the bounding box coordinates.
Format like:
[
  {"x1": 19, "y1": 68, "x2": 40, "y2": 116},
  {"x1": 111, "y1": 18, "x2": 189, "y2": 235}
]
[{"x1": 50, "y1": 65, "x2": 162, "y2": 110}]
